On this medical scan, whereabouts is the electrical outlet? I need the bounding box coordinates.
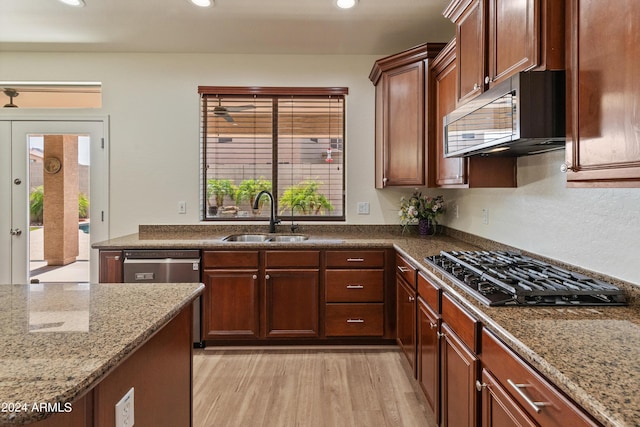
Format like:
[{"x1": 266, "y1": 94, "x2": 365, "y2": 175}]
[
  {"x1": 482, "y1": 208, "x2": 489, "y2": 225},
  {"x1": 115, "y1": 387, "x2": 134, "y2": 427},
  {"x1": 357, "y1": 201, "x2": 370, "y2": 215},
  {"x1": 178, "y1": 201, "x2": 186, "y2": 214}
]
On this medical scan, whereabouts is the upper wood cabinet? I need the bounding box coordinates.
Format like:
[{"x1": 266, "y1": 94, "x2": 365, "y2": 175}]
[
  {"x1": 564, "y1": 0, "x2": 640, "y2": 187},
  {"x1": 370, "y1": 43, "x2": 446, "y2": 188},
  {"x1": 444, "y1": 0, "x2": 564, "y2": 105},
  {"x1": 431, "y1": 39, "x2": 517, "y2": 188}
]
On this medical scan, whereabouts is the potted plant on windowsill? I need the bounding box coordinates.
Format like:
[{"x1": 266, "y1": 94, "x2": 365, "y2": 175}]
[{"x1": 399, "y1": 191, "x2": 444, "y2": 235}]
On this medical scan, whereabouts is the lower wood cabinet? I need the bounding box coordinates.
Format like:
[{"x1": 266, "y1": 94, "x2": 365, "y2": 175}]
[
  {"x1": 98, "y1": 250, "x2": 123, "y2": 283},
  {"x1": 325, "y1": 250, "x2": 387, "y2": 338},
  {"x1": 480, "y1": 329, "x2": 599, "y2": 427},
  {"x1": 440, "y1": 292, "x2": 480, "y2": 427},
  {"x1": 202, "y1": 269, "x2": 259, "y2": 339},
  {"x1": 396, "y1": 255, "x2": 417, "y2": 373}
]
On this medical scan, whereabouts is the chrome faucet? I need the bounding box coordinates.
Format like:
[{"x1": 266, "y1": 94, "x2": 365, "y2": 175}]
[{"x1": 253, "y1": 190, "x2": 281, "y2": 233}]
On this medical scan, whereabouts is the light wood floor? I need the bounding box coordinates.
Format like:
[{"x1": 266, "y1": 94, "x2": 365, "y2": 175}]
[{"x1": 193, "y1": 346, "x2": 437, "y2": 427}]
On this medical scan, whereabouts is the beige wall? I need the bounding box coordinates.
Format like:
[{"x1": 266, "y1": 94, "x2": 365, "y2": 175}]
[{"x1": 1, "y1": 51, "x2": 638, "y2": 285}]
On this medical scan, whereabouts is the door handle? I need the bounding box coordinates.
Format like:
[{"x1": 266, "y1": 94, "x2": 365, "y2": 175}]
[{"x1": 10, "y1": 228, "x2": 22, "y2": 236}]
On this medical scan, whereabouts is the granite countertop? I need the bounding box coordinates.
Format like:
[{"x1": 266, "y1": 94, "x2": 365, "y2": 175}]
[
  {"x1": 93, "y1": 224, "x2": 640, "y2": 427},
  {"x1": 0, "y1": 282, "x2": 204, "y2": 426}
]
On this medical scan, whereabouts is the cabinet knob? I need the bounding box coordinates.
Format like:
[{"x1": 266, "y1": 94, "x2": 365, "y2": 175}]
[
  {"x1": 473, "y1": 83, "x2": 480, "y2": 90},
  {"x1": 437, "y1": 331, "x2": 446, "y2": 339},
  {"x1": 265, "y1": 274, "x2": 270, "y2": 280},
  {"x1": 484, "y1": 76, "x2": 492, "y2": 84},
  {"x1": 475, "y1": 380, "x2": 488, "y2": 392},
  {"x1": 10, "y1": 228, "x2": 22, "y2": 236},
  {"x1": 429, "y1": 322, "x2": 437, "y2": 330},
  {"x1": 252, "y1": 274, "x2": 258, "y2": 280},
  {"x1": 560, "y1": 162, "x2": 576, "y2": 173},
  {"x1": 382, "y1": 177, "x2": 388, "y2": 186},
  {"x1": 408, "y1": 296, "x2": 415, "y2": 302}
]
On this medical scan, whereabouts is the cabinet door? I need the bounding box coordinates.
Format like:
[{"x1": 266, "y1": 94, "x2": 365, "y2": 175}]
[
  {"x1": 456, "y1": 0, "x2": 485, "y2": 104},
  {"x1": 487, "y1": 0, "x2": 538, "y2": 86},
  {"x1": 396, "y1": 275, "x2": 416, "y2": 373},
  {"x1": 418, "y1": 297, "x2": 440, "y2": 422},
  {"x1": 382, "y1": 61, "x2": 426, "y2": 186},
  {"x1": 202, "y1": 269, "x2": 259, "y2": 339},
  {"x1": 441, "y1": 323, "x2": 478, "y2": 427},
  {"x1": 566, "y1": 0, "x2": 640, "y2": 186},
  {"x1": 480, "y1": 369, "x2": 536, "y2": 427},
  {"x1": 99, "y1": 250, "x2": 123, "y2": 283},
  {"x1": 264, "y1": 269, "x2": 319, "y2": 338},
  {"x1": 434, "y1": 41, "x2": 467, "y2": 186}
]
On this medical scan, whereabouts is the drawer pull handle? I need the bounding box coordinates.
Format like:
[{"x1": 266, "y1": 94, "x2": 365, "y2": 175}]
[
  {"x1": 397, "y1": 266, "x2": 411, "y2": 273},
  {"x1": 507, "y1": 379, "x2": 550, "y2": 414},
  {"x1": 346, "y1": 284, "x2": 364, "y2": 289},
  {"x1": 347, "y1": 319, "x2": 365, "y2": 323},
  {"x1": 347, "y1": 258, "x2": 364, "y2": 262}
]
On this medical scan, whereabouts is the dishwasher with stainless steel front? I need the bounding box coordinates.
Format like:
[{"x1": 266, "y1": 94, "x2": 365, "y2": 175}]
[{"x1": 123, "y1": 249, "x2": 202, "y2": 346}]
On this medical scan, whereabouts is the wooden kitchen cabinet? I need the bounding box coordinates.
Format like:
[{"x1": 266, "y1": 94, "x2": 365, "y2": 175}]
[
  {"x1": 370, "y1": 43, "x2": 446, "y2": 188},
  {"x1": 417, "y1": 272, "x2": 441, "y2": 423},
  {"x1": 440, "y1": 292, "x2": 480, "y2": 427},
  {"x1": 444, "y1": 0, "x2": 564, "y2": 105},
  {"x1": 480, "y1": 329, "x2": 599, "y2": 427},
  {"x1": 431, "y1": 39, "x2": 517, "y2": 188},
  {"x1": 565, "y1": 0, "x2": 640, "y2": 187},
  {"x1": 395, "y1": 254, "x2": 417, "y2": 374},
  {"x1": 98, "y1": 250, "x2": 123, "y2": 283},
  {"x1": 264, "y1": 250, "x2": 320, "y2": 338},
  {"x1": 202, "y1": 251, "x2": 260, "y2": 340}
]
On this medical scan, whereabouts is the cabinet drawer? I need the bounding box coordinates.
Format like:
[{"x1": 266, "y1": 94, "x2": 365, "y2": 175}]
[
  {"x1": 203, "y1": 251, "x2": 259, "y2": 268},
  {"x1": 395, "y1": 254, "x2": 416, "y2": 288},
  {"x1": 325, "y1": 304, "x2": 384, "y2": 336},
  {"x1": 325, "y1": 250, "x2": 384, "y2": 268},
  {"x1": 325, "y1": 270, "x2": 384, "y2": 302},
  {"x1": 481, "y1": 329, "x2": 598, "y2": 427},
  {"x1": 417, "y1": 272, "x2": 440, "y2": 312},
  {"x1": 265, "y1": 250, "x2": 320, "y2": 268},
  {"x1": 441, "y1": 293, "x2": 479, "y2": 353}
]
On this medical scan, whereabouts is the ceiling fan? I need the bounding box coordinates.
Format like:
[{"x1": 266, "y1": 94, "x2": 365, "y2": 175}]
[
  {"x1": 209, "y1": 99, "x2": 255, "y2": 123},
  {"x1": 2, "y1": 88, "x2": 19, "y2": 108}
]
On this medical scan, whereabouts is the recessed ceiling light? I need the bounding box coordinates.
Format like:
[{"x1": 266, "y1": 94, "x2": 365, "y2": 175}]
[
  {"x1": 57, "y1": 0, "x2": 86, "y2": 7},
  {"x1": 190, "y1": 0, "x2": 214, "y2": 7},
  {"x1": 336, "y1": 0, "x2": 358, "y2": 9}
]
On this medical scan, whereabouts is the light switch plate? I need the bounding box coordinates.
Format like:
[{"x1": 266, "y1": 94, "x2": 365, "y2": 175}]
[
  {"x1": 115, "y1": 387, "x2": 134, "y2": 427},
  {"x1": 178, "y1": 201, "x2": 186, "y2": 214}
]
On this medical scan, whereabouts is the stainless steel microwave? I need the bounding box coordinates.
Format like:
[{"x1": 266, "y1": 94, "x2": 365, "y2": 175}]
[{"x1": 443, "y1": 70, "x2": 566, "y2": 157}]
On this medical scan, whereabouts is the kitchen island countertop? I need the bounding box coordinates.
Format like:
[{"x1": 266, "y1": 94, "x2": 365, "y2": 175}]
[
  {"x1": 0, "y1": 282, "x2": 203, "y2": 426},
  {"x1": 93, "y1": 225, "x2": 640, "y2": 427}
]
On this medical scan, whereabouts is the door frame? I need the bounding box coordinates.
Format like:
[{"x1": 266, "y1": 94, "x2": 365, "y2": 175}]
[{"x1": 0, "y1": 112, "x2": 110, "y2": 284}]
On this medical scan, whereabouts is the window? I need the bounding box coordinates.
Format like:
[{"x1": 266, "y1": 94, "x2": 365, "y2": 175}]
[{"x1": 199, "y1": 86, "x2": 347, "y2": 221}]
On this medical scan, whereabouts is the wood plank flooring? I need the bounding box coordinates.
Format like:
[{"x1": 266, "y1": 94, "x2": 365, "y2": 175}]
[{"x1": 193, "y1": 347, "x2": 437, "y2": 427}]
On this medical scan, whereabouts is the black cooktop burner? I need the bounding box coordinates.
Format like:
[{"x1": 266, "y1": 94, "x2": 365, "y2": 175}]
[{"x1": 424, "y1": 250, "x2": 627, "y2": 306}]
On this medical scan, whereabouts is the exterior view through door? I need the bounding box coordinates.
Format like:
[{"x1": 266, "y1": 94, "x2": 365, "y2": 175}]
[{"x1": 29, "y1": 134, "x2": 91, "y2": 283}]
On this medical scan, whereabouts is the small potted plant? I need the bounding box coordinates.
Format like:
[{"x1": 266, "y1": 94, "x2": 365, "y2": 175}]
[
  {"x1": 206, "y1": 179, "x2": 235, "y2": 216},
  {"x1": 399, "y1": 191, "x2": 444, "y2": 235}
]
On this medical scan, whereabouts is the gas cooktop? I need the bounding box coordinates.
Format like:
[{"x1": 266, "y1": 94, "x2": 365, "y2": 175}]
[{"x1": 424, "y1": 250, "x2": 627, "y2": 307}]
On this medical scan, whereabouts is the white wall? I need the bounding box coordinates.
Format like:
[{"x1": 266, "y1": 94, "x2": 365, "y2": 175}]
[
  {"x1": 1, "y1": 52, "x2": 638, "y2": 285},
  {"x1": 439, "y1": 150, "x2": 640, "y2": 284}
]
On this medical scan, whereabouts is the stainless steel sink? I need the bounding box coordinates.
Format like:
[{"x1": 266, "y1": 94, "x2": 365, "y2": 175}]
[
  {"x1": 269, "y1": 234, "x2": 309, "y2": 243},
  {"x1": 221, "y1": 234, "x2": 309, "y2": 243},
  {"x1": 222, "y1": 234, "x2": 270, "y2": 242}
]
